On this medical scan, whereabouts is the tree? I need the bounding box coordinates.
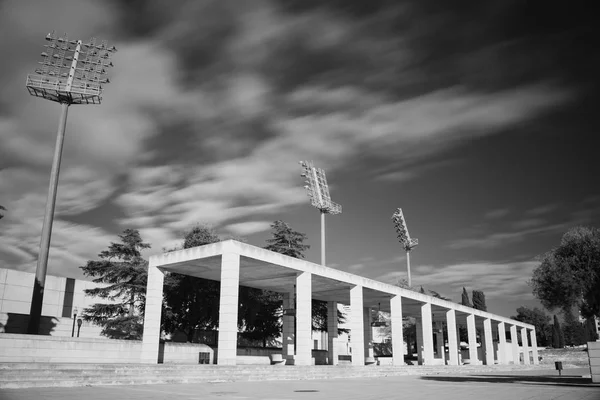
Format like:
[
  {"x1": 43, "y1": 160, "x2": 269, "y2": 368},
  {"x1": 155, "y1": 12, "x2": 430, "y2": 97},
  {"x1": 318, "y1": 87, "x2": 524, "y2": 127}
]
[
  {"x1": 472, "y1": 290, "x2": 487, "y2": 311},
  {"x1": 265, "y1": 220, "x2": 310, "y2": 258},
  {"x1": 551, "y1": 314, "x2": 565, "y2": 348},
  {"x1": 511, "y1": 306, "x2": 551, "y2": 347},
  {"x1": 461, "y1": 287, "x2": 472, "y2": 307},
  {"x1": 263, "y1": 220, "x2": 347, "y2": 335},
  {"x1": 562, "y1": 308, "x2": 586, "y2": 346},
  {"x1": 80, "y1": 229, "x2": 150, "y2": 339},
  {"x1": 162, "y1": 225, "x2": 222, "y2": 342},
  {"x1": 531, "y1": 226, "x2": 600, "y2": 319}
]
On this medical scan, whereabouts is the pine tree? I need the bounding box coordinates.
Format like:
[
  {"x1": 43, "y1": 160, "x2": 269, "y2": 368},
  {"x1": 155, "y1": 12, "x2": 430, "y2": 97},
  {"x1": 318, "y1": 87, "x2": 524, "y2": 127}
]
[
  {"x1": 80, "y1": 229, "x2": 150, "y2": 339},
  {"x1": 472, "y1": 290, "x2": 487, "y2": 311},
  {"x1": 265, "y1": 220, "x2": 310, "y2": 258},
  {"x1": 162, "y1": 225, "x2": 222, "y2": 342},
  {"x1": 461, "y1": 287, "x2": 472, "y2": 307}
]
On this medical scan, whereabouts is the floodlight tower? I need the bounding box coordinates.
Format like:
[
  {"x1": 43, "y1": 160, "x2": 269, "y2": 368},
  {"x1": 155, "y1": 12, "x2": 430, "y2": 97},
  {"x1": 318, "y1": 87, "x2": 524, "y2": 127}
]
[
  {"x1": 25, "y1": 31, "x2": 116, "y2": 334},
  {"x1": 299, "y1": 161, "x2": 342, "y2": 266},
  {"x1": 391, "y1": 208, "x2": 418, "y2": 287}
]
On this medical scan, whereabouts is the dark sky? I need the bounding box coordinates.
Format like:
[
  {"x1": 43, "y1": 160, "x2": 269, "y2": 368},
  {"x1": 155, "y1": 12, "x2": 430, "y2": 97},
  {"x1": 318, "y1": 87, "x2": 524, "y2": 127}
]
[{"x1": 0, "y1": 0, "x2": 598, "y2": 318}]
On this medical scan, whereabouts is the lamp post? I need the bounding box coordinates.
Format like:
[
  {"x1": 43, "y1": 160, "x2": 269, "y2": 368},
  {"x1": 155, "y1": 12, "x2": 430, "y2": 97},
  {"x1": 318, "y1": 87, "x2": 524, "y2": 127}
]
[
  {"x1": 26, "y1": 32, "x2": 116, "y2": 334},
  {"x1": 77, "y1": 318, "x2": 83, "y2": 338},
  {"x1": 299, "y1": 161, "x2": 342, "y2": 266},
  {"x1": 391, "y1": 208, "x2": 418, "y2": 287},
  {"x1": 71, "y1": 307, "x2": 78, "y2": 337}
]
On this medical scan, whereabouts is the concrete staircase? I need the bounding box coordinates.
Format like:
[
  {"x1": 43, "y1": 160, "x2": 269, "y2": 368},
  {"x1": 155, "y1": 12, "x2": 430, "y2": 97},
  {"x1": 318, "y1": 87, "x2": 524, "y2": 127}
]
[{"x1": 0, "y1": 362, "x2": 558, "y2": 389}]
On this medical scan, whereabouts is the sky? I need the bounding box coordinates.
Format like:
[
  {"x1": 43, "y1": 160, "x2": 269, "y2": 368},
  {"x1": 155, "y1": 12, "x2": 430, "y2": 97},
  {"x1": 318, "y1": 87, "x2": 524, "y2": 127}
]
[{"x1": 0, "y1": 0, "x2": 598, "y2": 319}]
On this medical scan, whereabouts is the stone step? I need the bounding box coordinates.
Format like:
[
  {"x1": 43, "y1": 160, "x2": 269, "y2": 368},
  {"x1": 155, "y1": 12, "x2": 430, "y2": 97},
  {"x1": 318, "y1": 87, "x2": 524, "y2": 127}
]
[{"x1": 0, "y1": 363, "x2": 558, "y2": 389}]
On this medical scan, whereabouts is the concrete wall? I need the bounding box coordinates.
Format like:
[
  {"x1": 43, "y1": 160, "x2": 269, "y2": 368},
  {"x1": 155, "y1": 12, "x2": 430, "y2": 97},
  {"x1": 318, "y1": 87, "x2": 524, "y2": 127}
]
[
  {"x1": 0, "y1": 268, "x2": 116, "y2": 338},
  {"x1": 0, "y1": 333, "x2": 215, "y2": 364},
  {"x1": 589, "y1": 341, "x2": 600, "y2": 383}
]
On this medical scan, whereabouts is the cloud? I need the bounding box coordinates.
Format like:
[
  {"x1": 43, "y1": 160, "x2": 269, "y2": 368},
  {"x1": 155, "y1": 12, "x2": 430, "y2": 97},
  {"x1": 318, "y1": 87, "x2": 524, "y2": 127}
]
[
  {"x1": 224, "y1": 221, "x2": 272, "y2": 236},
  {"x1": 375, "y1": 261, "x2": 539, "y2": 302},
  {"x1": 526, "y1": 204, "x2": 559, "y2": 216},
  {"x1": 446, "y1": 223, "x2": 568, "y2": 250},
  {"x1": 485, "y1": 208, "x2": 510, "y2": 219}
]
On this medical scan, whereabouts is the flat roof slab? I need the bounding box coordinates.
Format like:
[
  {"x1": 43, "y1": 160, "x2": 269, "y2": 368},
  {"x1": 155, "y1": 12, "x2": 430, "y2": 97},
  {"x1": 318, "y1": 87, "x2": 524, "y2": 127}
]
[{"x1": 149, "y1": 240, "x2": 533, "y2": 329}]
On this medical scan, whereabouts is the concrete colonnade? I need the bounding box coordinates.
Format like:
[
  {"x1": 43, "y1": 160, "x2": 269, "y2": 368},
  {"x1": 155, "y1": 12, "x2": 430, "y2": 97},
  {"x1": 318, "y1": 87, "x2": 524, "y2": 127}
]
[{"x1": 141, "y1": 245, "x2": 539, "y2": 367}]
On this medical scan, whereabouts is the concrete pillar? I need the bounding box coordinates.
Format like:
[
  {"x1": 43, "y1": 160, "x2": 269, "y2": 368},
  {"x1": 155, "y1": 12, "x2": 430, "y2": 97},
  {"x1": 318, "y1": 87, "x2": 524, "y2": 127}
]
[
  {"x1": 140, "y1": 260, "x2": 164, "y2": 364},
  {"x1": 390, "y1": 295, "x2": 404, "y2": 366},
  {"x1": 363, "y1": 307, "x2": 374, "y2": 359},
  {"x1": 282, "y1": 291, "x2": 295, "y2": 359},
  {"x1": 217, "y1": 252, "x2": 240, "y2": 365},
  {"x1": 483, "y1": 318, "x2": 494, "y2": 365},
  {"x1": 416, "y1": 318, "x2": 424, "y2": 364},
  {"x1": 466, "y1": 314, "x2": 479, "y2": 364},
  {"x1": 349, "y1": 285, "x2": 365, "y2": 366},
  {"x1": 295, "y1": 272, "x2": 312, "y2": 365},
  {"x1": 521, "y1": 327, "x2": 530, "y2": 365},
  {"x1": 420, "y1": 303, "x2": 434, "y2": 365},
  {"x1": 510, "y1": 325, "x2": 520, "y2": 364},
  {"x1": 530, "y1": 329, "x2": 539, "y2": 365},
  {"x1": 434, "y1": 322, "x2": 445, "y2": 363},
  {"x1": 327, "y1": 301, "x2": 338, "y2": 365},
  {"x1": 498, "y1": 322, "x2": 507, "y2": 364},
  {"x1": 446, "y1": 309, "x2": 459, "y2": 366}
]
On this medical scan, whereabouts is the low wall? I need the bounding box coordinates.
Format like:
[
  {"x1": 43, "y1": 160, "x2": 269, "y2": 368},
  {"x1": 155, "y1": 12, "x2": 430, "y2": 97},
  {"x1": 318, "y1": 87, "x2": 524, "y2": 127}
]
[
  {"x1": 0, "y1": 333, "x2": 214, "y2": 364},
  {"x1": 589, "y1": 341, "x2": 600, "y2": 383}
]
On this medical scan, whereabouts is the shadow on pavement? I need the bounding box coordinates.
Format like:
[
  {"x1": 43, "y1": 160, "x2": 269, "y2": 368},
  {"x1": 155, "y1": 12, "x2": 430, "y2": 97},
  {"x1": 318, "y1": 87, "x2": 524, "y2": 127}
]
[{"x1": 421, "y1": 374, "x2": 595, "y2": 388}]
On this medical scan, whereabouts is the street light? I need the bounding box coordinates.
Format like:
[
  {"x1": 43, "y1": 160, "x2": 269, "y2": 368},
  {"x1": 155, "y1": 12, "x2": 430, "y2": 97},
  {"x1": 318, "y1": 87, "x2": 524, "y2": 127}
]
[
  {"x1": 71, "y1": 307, "x2": 78, "y2": 337},
  {"x1": 26, "y1": 32, "x2": 116, "y2": 334},
  {"x1": 391, "y1": 208, "x2": 418, "y2": 287},
  {"x1": 299, "y1": 161, "x2": 341, "y2": 266}
]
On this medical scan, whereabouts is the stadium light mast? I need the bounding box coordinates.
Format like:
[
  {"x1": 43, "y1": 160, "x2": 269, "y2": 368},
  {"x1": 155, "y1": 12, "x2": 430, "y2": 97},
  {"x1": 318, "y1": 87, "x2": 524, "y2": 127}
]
[
  {"x1": 391, "y1": 208, "x2": 418, "y2": 287},
  {"x1": 299, "y1": 161, "x2": 342, "y2": 266},
  {"x1": 25, "y1": 31, "x2": 116, "y2": 334}
]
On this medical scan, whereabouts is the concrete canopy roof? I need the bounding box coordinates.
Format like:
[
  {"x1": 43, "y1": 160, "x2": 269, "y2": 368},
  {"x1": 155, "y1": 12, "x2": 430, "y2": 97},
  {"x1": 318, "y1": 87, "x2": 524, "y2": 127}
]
[{"x1": 149, "y1": 240, "x2": 533, "y2": 330}]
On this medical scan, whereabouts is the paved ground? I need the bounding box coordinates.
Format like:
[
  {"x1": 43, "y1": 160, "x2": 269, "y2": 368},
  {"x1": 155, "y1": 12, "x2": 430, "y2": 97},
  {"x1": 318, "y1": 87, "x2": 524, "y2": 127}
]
[{"x1": 0, "y1": 368, "x2": 597, "y2": 400}]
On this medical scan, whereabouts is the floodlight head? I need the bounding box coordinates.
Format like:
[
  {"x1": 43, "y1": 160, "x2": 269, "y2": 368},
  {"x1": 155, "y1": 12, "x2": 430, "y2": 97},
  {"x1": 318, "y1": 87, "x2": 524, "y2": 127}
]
[
  {"x1": 299, "y1": 160, "x2": 342, "y2": 215},
  {"x1": 26, "y1": 31, "x2": 116, "y2": 105},
  {"x1": 392, "y1": 208, "x2": 418, "y2": 251}
]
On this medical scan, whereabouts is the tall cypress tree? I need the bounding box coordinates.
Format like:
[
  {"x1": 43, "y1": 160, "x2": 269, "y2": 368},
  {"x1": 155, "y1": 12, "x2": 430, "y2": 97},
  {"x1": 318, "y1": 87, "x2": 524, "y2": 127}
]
[
  {"x1": 472, "y1": 290, "x2": 487, "y2": 311},
  {"x1": 552, "y1": 315, "x2": 563, "y2": 348},
  {"x1": 461, "y1": 287, "x2": 472, "y2": 307}
]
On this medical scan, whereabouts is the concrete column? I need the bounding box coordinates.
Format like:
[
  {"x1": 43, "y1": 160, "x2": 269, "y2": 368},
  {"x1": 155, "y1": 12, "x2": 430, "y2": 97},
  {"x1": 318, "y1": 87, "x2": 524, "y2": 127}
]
[
  {"x1": 217, "y1": 252, "x2": 240, "y2": 365},
  {"x1": 498, "y1": 322, "x2": 507, "y2": 364},
  {"x1": 390, "y1": 295, "x2": 404, "y2": 366},
  {"x1": 434, "y1": 322, "x2": 445, "y2": 363},
  {"x1": 521, "y1": 327, "x2": 530, "y2": 365},
  {"x1": 416, "y1": 318, "x2": 424, "y2": 364},
  {"x1": 282, "y1": 291, "x2": 295, "y2": 359},
  {"x1": 446, "y1": 309, "x2": 459, "y2": 366},
  {"x1": 420, "y1": 303, "x2": 434, "y2": 365},
  {"x1": 327, "y1": 301, "x2": 338, "y2": 365},
  {"x1": 350, "y1": 285, "x2": 365, "y2": 366},
  {"x1": 363, "y1": 307, "x2": 374, "y2": 359},
  {"x1": 466, "y1": 314, "x2": 479, "y2": 364},
  {"x1": 510, "y1": 325, "x2": 520, "y2": 364},
  {"x1": 140, "y1": 260, "x2": 164, "y2": 364},
  {"x1": 530, "y1": 329, "x2": 539, "y2": 365},
  {"x1": 295, "y1": 272, "x2": 312, "y2": 365},
  {"x1": 483, "y1": 318, "x2": 494, "y2": 365}
]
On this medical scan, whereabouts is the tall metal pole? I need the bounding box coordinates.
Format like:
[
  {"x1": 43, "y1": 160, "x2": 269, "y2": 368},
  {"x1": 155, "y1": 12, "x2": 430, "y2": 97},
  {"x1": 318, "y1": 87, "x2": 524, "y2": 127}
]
[
  {"x1": 406, "y1": 250, "x2": 412, "y2": 287},
  {"x1": 27, "y1": 103, "x2": 69, "y2": 334},
  {"x1": 321, "y1": 211, "x2": 326, "y2": 266},
  {"x1": 25, "y1": 32, "x2": 116, "y2": 334}
]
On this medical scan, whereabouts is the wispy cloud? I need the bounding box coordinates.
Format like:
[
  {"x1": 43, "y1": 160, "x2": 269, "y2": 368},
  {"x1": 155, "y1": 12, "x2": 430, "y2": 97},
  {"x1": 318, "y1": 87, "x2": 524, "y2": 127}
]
[
  {"x1": 446, "y1": 223, "x2": 568, "y2": 250},
  {"x1": 484, "y1": 208, "x2": 510, "y2": 219}
]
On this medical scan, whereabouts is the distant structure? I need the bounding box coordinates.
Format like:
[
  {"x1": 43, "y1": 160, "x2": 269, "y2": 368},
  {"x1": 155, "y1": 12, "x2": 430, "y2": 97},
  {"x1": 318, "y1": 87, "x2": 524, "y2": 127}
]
[
  {"x1": 299, "y1": 161, "x2": 342, "y2": 266},
  {"x1": 25, "y1": 31, "x2": 117, "y2": 334},
  {"x1": 391, "y1": 208, "x2": 419, "y2": 287}
]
